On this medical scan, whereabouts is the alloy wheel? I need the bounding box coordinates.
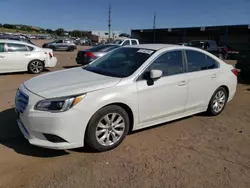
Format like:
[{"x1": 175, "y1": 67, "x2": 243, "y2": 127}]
[
  {"x1": 212, "y1": 90, "x2": 226, "y2": 113},
  {"x1": 95, "y1": 113, "x2": 125, "y2": 146},
  {"x1": 30, "y1": 61, "x2": 43, "y2": 73}
]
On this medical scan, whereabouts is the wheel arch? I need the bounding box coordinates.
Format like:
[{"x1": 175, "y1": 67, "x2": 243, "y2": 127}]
[
  {"x1": 27, "y1": 59, "x2": 45, "y2": 72},
  {"x1": 86, "y1": 102, "x2": 135, "y2": 135},
  {"x1": 219, "y1": 85, "x2": 229, "y2": 97}
]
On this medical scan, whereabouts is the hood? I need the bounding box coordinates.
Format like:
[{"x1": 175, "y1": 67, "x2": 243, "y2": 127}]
[{"x1": 24, "y1": 68, "x2": 121, "y2": 98}]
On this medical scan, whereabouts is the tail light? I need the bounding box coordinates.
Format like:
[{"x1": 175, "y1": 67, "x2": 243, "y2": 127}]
[
  {"x1": 231, "y1": 69, "x2": 238, "y2": 77},
  {"x1": 49, "y1": 52, "x2": 53, "y2": 58},
  {"x1": 85, "y1": 51, "x2": 96, "y2": 58}
]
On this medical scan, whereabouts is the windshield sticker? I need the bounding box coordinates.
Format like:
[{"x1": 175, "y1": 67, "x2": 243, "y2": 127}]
[{"x1": 137, "y1": 49, "x2": 154, "y2": 55}]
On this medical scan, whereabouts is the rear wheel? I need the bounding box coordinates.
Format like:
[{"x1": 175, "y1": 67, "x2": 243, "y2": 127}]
[
  {"x1": 207, "y1": 87, "x2": 228, "y2": 116},
  {"x1": 85, "y1": 105, "x2": 130, "y2": 152},
  {"x1": 28, "y1": 60, "x2": 44, "y2": 74}
]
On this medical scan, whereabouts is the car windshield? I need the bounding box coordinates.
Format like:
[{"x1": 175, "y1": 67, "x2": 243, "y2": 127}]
[
  {"x1": 112, "y1": 39, "x2": 123, "y2": 44},
  {"x1": 84, "y1": 47, "x2": 155, "y2": 78}
]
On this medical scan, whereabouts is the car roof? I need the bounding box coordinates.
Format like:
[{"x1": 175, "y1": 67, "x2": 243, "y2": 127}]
[
  {"x1": 0, "y1": 39, "x2": 35, "y2": 46},
  {"x1": 127, "y1": 44, "x2": 179, "y2": 50}
]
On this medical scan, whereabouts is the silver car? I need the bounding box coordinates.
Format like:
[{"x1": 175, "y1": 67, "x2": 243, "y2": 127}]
[{"x1": 42, "y1": 39, "x2": 77, "y2": 51}]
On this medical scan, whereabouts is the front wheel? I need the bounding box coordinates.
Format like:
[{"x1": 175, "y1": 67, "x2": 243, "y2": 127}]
[
  {"x1": 67, "y1": 46, "x2": 75, "y2": 52},
  {"x1": 85, "y1": 105, "x2": 130, "y2": 152},
  {"x1": 207, "y1": 87, "x2": 228, "y2": 116},
  {"x1": 28, "y1": 60, "x2": 44, "y2": 74}
]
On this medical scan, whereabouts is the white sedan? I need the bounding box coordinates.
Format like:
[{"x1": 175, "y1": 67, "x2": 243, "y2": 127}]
[
  {"x1": 0, "y1": 40, "x2": 57, "y2": 74},
  {"x1": 15, "y1": 44, "x2": 237, "y2": 151}
]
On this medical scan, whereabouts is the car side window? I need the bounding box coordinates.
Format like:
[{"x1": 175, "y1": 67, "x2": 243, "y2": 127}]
[
  {"x1": 56, "y1": 40, "x2": 63, "y2": 44},
  {"x1": 186, "y1": 50, "x2": 218, "y2": 72},
  {"x1": 149, "y1": 50, "x2": 184, "y2": 76},
  {"x1": 26, "y1": 46, "x2": 34, "y2": 51},
  {"x1": 131, "y1": 40, "x2": 137, "y2": 45},
  {"x1": 0, "y1": 43, "x2": 5, "y2": 52},
  {"x1": 122, "y1": 40, "x2": 130, "y2": 46},
  {"x1": 6, "y1": 43, "x2": 28, "y2": 52},
  {"x1": 206, "y1": 55, "x2": 219, "y2": 69}
]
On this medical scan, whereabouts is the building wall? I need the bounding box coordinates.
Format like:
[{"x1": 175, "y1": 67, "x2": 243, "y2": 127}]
[{"x1": 131, "y1": 25, "x2": 250, "y2": 50}]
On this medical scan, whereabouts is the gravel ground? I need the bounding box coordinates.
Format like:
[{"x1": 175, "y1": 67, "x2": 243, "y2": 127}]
[{"x1": 0, "y1": 40, "x2": 250, "y2": 188}]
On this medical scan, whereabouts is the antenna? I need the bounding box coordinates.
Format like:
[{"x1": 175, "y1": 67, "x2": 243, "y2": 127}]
[
  {"x1": 153, "y1": 12, "x2": 156, "y2": 43},
  {"x1": 108, "y1": 3, "x2": 111, "y2": 42}
]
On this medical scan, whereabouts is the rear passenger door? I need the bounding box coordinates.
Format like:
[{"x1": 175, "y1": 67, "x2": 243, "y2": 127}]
[
  {"x1": 185, "y1": 50, "x2": 219, "y2": 111},
  {"x1": 4, "y1": 43, "x2": 31, "y2": 71},
  {"x1": 0, "y1": 43, "x2": 8, "y2": 73}
]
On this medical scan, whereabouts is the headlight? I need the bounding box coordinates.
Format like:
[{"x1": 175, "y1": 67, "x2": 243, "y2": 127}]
[{"x1": 35, "y1": 95, "x2": 85, "y2": 112}]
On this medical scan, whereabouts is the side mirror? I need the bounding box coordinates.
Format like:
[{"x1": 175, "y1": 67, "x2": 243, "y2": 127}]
[{"x1": 150, "y1": 69, "x2": 163, "y2": 79}]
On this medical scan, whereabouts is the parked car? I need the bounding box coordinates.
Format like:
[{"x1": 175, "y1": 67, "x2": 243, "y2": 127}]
[
  {"x1": 0, "y1": 35, "x2": 36, "y2": 46},
  {"x1": 16, "y1": 44, "x2": 237, "y2": 151},
  {"x1": 76, "y1": 44, "x2": 120, "y2": 65},
  {"x1": 235, "y1": 50, "x2": 250, "y2": 74},
  {"x1": 218, "y1": 44, "x2": 239, "y2": 60},
  {"x1": 187, "y1": 40, "x2": 223, "y2": 59},
  {"x1": 42, "y1": 39, "x2": 77, "y2": 51},
  {"x1": 112, "y1": 38, "x2": 139, "y2": 46},
  {"x1": 177, "y1": 42, "x2": 188, "y2": 46},
  {"x1": 0, "y1": 40, "x2": 57, "y2": 74}
]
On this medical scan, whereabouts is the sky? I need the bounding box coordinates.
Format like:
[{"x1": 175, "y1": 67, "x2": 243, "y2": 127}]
[{"x1": 0, "y1": 0, "x2": 249, "y2": 33}]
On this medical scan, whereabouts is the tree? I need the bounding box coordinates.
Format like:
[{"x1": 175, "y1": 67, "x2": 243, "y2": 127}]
[
  {"x1": 119, "y1": 33, "x2": 130, "y2": 38},
  {"x1": 3, "y1": 24, "x2": 16, "y2": 29},
  {"x1": 46, "y1": 29, "x2": 53, "y2": 34},
  {"x1": 55, "y1": 28, "x2": 65, "y2": 36}
]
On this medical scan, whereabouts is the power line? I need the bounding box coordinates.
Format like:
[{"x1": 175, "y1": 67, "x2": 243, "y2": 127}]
[
  {"x1": 108, "y1": 3, "x2": 111, "y2": 42},
  {"x1": 153, "y1": 12, "x2": 156, "y2": 43}
]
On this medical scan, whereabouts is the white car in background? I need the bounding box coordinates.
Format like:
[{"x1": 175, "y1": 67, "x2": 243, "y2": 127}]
[
  {"x1": 15, "y1": 44, "x2": 237, "y2": 152},
  {"x1": 0, "y1": 40, "x2": 57, "y2": 74}
]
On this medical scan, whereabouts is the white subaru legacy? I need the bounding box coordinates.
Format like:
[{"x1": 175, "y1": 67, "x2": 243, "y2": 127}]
[
  {"x1": 15, "y1": 44, "x2": 237, "y2": 151},
  {"x1": 0, "y1": 40, "x2": 57, "y2": 74}
]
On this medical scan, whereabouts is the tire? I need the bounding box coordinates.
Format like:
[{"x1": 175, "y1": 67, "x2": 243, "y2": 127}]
[
  {"x1": 28, "y1": 60, "x2": 44, "y2": 74},
  {"x1": 67, "y1": 46, "x2": 75, "y2": 52},
  {"x1": 85, "y1": 105, "x2": 130, "y2": 152},
  {"x1": 207, "y1": 87, "x2": 228, "y2": 116}
]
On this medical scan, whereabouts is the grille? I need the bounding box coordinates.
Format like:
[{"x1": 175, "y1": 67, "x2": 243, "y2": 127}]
[{"x1": 15, "y1": 89, "x2": 29, "y2": 113}]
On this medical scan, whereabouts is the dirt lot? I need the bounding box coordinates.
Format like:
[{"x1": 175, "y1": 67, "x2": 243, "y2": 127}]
[{"x1": 0, "y1": 40, "x2": 250, "y2": 188}]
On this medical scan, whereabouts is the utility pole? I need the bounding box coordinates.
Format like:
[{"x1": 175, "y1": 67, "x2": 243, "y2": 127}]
[
  {"x1": 153, "y1": 12, "x2": 156, "y2": 43},
  {"x1": 108, "y1": 3, "x2": 111, "y2": 42}
]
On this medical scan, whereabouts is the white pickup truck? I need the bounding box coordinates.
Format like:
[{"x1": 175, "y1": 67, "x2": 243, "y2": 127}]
[{"x1": 112, "y1": 38, "x2": 139, "y2": 46}]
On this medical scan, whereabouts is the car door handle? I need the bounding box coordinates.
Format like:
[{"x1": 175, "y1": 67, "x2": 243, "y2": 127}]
[
  {"x1": 0, "y1": 55, "x2": 5, "y2": 58},
  {"x1": 25, "y1": 54, "x2": 31, "y2": 56},
  {"x1": 178, "y1": 81, "x2": 187, "y2": 86},
  {"x1": 211, "y1": 74, "x2": 216, "y2": 78}
]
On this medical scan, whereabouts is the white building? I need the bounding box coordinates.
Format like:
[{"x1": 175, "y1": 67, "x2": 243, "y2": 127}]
[{"x1": 91, "y1": 31, "x2": 121, "y2": 42}]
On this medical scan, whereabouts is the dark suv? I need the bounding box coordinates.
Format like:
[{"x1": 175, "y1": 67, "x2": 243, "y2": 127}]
[{"x1": 187, "y1": 40, "x2": 223, "y2": 59}]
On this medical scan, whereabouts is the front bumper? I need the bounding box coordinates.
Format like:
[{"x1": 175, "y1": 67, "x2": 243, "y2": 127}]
[{"x1": 15, "y1": 85, "x2": 89, "y2": 150}]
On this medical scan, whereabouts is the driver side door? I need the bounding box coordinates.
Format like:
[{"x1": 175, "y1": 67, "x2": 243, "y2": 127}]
[
  {"x1": 136, "y1": 50, "x2": 188, "y2": 128},
  {"x1": 54, "y1": 40, "x2": 63, "y2": 50}
]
